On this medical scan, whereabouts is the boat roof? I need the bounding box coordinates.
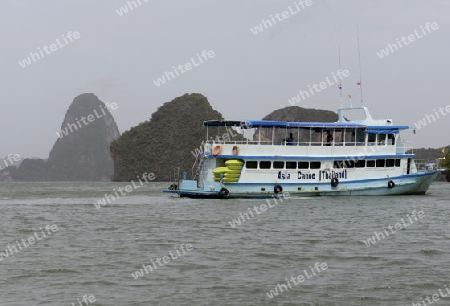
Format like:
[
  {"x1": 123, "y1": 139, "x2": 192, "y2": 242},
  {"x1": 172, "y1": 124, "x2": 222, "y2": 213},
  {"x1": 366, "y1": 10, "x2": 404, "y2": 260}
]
[
  {"x1": 203, "y1": 120, "x2": 242, "y2": 127},
  {"x1": 204, "y1": 120, "x2": 408, "y2": 130}
]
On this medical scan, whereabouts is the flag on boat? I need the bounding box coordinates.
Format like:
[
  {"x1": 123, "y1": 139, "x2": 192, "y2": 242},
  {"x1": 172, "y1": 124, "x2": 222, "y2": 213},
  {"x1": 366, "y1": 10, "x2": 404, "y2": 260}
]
[{"x1": 357, "y1": 81, "x2": 361, "y2": 85}]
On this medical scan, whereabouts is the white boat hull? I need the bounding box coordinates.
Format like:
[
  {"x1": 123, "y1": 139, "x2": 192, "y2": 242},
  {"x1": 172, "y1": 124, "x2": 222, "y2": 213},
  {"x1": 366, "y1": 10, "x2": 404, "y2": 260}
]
[{"x1": 163, "y1": 170, "x2": 439, "y2": 198}]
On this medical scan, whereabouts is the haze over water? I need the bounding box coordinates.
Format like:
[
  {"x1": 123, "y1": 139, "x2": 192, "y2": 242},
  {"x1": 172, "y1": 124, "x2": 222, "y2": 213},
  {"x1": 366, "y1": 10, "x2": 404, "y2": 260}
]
[{"x1": 0, "y1": 181, "x2": 448, "y2": 305}]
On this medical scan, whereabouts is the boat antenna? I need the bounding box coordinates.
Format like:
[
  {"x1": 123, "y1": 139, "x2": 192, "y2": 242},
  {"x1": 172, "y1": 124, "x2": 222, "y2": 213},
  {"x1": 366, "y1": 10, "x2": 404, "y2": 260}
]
[
  {"x1": 356, "y1": 23, "x2": 364, "y2": 105},
  {"x1": 337, "y1": 26, "x2": 343, "y2": 108}
]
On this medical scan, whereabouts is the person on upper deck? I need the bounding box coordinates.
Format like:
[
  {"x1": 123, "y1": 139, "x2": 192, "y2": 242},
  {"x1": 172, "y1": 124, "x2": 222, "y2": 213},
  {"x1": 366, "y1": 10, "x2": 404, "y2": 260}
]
[
  {"x1": 285, "y1": 133, "x2": 294, "y2": 146},
  {"x1": 326, "y1": 131, "x2": 333, "y2": 146}
]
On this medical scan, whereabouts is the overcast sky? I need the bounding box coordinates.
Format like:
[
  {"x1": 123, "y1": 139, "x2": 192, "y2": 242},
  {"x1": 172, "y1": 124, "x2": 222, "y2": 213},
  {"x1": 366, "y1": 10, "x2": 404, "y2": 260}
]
[{"x1": 1, "y1": 0, "x2": 449, "y2": 158}]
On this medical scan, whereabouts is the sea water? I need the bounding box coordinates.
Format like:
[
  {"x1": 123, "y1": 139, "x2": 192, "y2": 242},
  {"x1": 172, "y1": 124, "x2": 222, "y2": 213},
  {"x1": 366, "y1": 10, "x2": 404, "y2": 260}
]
[{"x1": 0, "y1": 181, "x2": 448, "y2": 305}]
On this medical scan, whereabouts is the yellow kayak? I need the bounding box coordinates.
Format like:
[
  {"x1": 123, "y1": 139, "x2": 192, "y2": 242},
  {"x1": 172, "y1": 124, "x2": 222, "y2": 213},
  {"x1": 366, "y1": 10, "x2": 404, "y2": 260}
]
[
  {"x1": 212, "y1": 167, "x2": 229, "y2": 174},
  {"x1": 224, "y1": 173, "x2": 240, "y2": 178},
  {"x1": 223, "y1": 177, "x2": 238, "y2": 182},
  {"x1": 227, "y1": 165, "x2": 243, "y2": 170},
  {"x1": 225, "y1": 159, "x2": 244, "y2": 167}
]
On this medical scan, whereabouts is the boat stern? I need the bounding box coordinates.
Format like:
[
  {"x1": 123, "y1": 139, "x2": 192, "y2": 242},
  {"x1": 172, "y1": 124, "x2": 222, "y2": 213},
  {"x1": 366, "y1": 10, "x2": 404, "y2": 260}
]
[{"x1": 163, "y1": 178, "x2": 227, "y2": 198}]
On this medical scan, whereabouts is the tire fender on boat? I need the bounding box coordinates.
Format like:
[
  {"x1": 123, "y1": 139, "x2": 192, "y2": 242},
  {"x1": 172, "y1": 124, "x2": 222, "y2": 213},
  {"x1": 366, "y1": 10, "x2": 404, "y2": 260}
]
[
  {"x1": 219, "y1": 187, "x2": 230, "y2": 199},
  {"x1": 388, "y1": 180, "x2": 395, "y2": 188},
  {"x1": 331, "y1": 178, "x2": 339, "y2": 187},
  {"x1": 274, "y1": 184, "x2": 283, "y2": 194}
]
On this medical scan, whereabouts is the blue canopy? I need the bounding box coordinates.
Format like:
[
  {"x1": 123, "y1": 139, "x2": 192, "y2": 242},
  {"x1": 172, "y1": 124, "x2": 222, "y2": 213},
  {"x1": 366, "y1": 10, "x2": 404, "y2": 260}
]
[
  {"x1": 240, "y1": 120, "x2": 366, "y2": 129},
  {"x1": 365, "y1": 125, "x2": 409, "y2": 134},
  {"x1": 287, "y1": 122, "x2": 366, "y2": 129},
  {"x1": 365, "y1": 129, "x2": 399, "y2": 134}
]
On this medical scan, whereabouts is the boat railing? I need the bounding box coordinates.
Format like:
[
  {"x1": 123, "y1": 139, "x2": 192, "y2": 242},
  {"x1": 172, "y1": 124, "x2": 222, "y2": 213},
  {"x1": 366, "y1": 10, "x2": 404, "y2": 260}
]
[
  {"x1": 169, "y1": 167, "x2": 181, "y2": 189},
  {"x1": 192, "y1": 154, "x2": 202, "y2": 179},
  {"x1": 415, "y1": 159, "x2": 441, "y2": 171},
  {"x1": 207, "y1": 140, "x2": 367, "y2": 147}
]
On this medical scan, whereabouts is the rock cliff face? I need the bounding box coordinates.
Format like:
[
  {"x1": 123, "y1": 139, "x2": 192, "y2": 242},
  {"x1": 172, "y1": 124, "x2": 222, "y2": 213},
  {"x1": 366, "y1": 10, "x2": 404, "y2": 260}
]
[
  {"x1": 1, "y1": 93, "x2": 120, "y2": 181},
  {"x1": 110, "y1": 93, "x2": 228, "y2": 181},
  {"x1": 263, "y1": 106, "x2": 338, "y2": 122}
]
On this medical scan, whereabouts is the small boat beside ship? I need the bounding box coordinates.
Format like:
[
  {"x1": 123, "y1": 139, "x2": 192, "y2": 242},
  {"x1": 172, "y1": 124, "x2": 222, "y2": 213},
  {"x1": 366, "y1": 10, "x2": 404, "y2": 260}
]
[{"x1": 163, "y1": 106, "x2": 443, "y2": 199}]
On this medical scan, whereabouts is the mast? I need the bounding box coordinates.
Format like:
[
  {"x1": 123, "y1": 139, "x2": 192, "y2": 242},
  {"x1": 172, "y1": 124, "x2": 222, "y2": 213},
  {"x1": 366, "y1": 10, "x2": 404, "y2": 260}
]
[
  {"x1": 337, "y1": 26, "x2": 343, "y2": 108},
  {"x1": 356, "y1": 23, "x2": 364, "y2": 105}
]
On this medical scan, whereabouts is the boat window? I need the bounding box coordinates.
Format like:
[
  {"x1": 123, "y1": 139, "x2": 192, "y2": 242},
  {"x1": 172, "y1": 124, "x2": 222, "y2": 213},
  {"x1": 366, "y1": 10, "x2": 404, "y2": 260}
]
[
  {"x1": 298, "y1": 162, "x2": 309, "y2": 169},
  {"x1": 246, "y1": 161, "x2": 257, "y2": 169},
  {"x1": 355, "y1": 160, "x2": 365, "y2": 168},
  {"x1": 368, "y1": 133, "x2": 376, "y2": 145},
  {"x1": 334, "y1": 161, "x2": 344, "y2": 169},
  {"x1": 311, "y1": 129, "x2": 322, "y2": 146},
  {"x1": 388, "y1": 134, "x2": 395, "y2": 145},
  {"x1": 286, "y1": 161, "x2": 297, "y2": 169},
  {"x1": 344, "y1": 160, "x2": 355, "y2": 168},
  {"x1": 378, "y1": 134, "x2": 387, "y2": 145},
  {"x1": 355, "y1": 129, "x2": 366, "y2": 145},
  {"x1": 386, "y1": 159, "x2": 395, "y2": 167},
  {"x1": 273, "y1": 161, "x2": 284, "y2": 169},
  {"x1": 334, "y1": 130, "x2": 343, "y2": 146},
  {"x1": 395, "y1": 159, "x2": 401, "y2": 167},
  {"x1": 344, "y1": 130, "x2": 356, "y2": 146},
  {"x1": 367, "y1": 160, "x2": 375, "y2": 167},
  {"x1": 310, "y1": 161, "x2": 321, "y2": 169},
  {"x1": 259, "y1": 161, "x2": 271, "y2": 169},
  {"x1": 376, "y1": 159, "x2": 385, "y2": 167}
]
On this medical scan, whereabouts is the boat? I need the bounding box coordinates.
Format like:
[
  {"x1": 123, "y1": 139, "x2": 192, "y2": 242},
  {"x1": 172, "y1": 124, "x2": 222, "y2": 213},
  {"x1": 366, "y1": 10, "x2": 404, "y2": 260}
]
[{"x1": 163, "y1": 105, "x2": 443, "y2": 199}]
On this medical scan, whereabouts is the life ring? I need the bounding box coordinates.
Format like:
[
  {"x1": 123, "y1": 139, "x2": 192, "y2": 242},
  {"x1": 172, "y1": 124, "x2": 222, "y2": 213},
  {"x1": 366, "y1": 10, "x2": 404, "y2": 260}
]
[
  {"x1": 331, "y1": 178, "x2": 339, "y2": 187},
  {"x1": 219, "y1": 187, "x2": 230, "y2": 199},
  {"x1": 388, "y1": 180, "x2": 395, "y2": 188},
  {"x1": 232, "y1": 145, "x2": 239, "y2": 156},
  {"x1": 212, "y1": 145, "x2": 222, "y2": 156},
  {"x1": 274, "y1": 184, "x2": 283, "y2": 194}
]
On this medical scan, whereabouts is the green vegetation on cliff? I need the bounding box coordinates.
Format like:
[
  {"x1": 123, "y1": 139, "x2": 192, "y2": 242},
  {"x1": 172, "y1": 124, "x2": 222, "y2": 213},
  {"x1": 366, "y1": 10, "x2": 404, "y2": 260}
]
[
  {"x1": 412, "y1": 146, "x2": 449, "y2": 160},
  {"x1": 111, "y1": 93, "x2": 235, "y2": 181},
  {"x1": 262, "y1": 106, "x2": 338, "y2": 122}
]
